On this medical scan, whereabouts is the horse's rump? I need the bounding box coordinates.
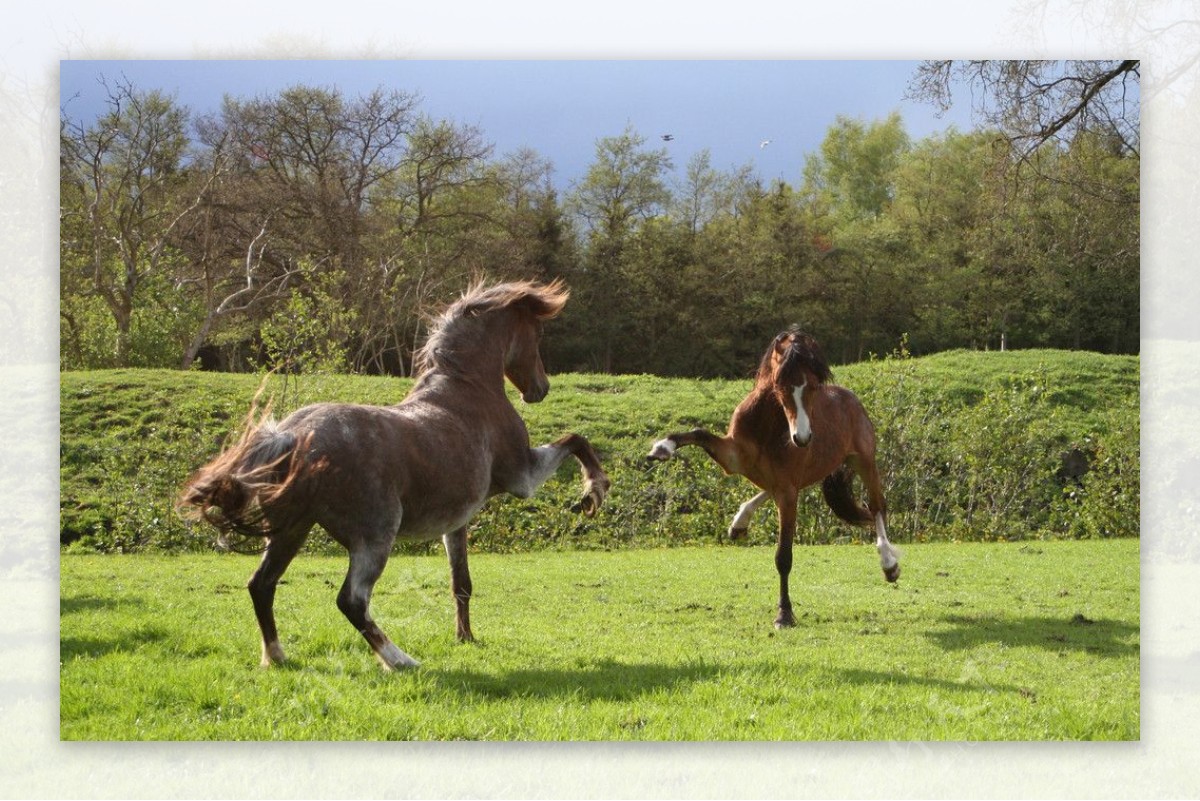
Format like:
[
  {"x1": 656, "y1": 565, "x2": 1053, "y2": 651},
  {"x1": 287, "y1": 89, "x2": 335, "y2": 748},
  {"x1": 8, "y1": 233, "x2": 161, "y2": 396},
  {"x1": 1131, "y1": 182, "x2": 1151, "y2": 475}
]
[{"x1": 178, "y1": 419, "x2": 319, "y2": 545}]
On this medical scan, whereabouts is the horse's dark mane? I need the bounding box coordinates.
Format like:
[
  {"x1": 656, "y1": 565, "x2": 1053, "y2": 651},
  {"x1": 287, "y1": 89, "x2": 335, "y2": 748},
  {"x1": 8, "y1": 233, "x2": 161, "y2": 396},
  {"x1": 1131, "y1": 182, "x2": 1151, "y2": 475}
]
[
  {"x1": 414, "y1": 279, "x2": 569, "y2": 377},
  {"x1": 755, "y1": 326, "x2": 833, "y2": 387}
]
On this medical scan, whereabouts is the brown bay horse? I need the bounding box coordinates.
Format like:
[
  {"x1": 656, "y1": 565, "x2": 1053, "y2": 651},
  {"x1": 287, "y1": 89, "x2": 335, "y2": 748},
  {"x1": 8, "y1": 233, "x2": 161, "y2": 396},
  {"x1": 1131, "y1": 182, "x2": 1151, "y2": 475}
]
[
  {"x1": 179, "y1": 280, "x2": 609, "y2": 669},
  {"x1": 648, "y1": 327, "x2": 898, "y2": 629}
]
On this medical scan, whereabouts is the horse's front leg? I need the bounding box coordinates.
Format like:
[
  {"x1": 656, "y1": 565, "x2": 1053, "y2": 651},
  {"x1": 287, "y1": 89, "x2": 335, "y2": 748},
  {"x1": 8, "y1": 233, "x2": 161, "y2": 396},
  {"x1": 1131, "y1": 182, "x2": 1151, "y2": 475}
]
[
  {"x1": 513, "y1": 434, "x2": 610, "y2": 516},
  {"x1": 773, "y1": 489, "x2": 799, "y2": 629},
  {"x1": 648, "y1": 429, "x2": 742, "y2": 475},
  {"x1": 728, "y1": 491, "x2": 769, "y2": 541},
  {"x1": 550, "y1": 434, "x2": 609, "y2": 515}
]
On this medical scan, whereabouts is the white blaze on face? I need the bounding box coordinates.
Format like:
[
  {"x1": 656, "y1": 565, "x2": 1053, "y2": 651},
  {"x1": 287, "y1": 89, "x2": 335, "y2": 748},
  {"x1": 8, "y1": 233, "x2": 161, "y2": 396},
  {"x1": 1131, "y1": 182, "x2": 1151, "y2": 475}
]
[{"x1": 789, "y1": 380, "x2": 812, "y2": 445}]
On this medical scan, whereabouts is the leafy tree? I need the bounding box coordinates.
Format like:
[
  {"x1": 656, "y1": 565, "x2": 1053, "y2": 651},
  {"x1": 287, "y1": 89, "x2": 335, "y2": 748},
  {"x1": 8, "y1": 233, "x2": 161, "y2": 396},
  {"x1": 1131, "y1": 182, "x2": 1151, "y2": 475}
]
[
  {"x1": 60, "y1": 79, "x2": 209, "y2": 366},
  {"x1": 566, "y1": 126, "x2": 673, "y2": 372},
  {"x1": 569, "y1": 125, "x2": 673, "y2": 238},
  {"x1": 799, "y1": 114, "x2": 914, "y2": 360},
  {"x1": 802, "y1": 112, "x2": 910, "y2": 222}
]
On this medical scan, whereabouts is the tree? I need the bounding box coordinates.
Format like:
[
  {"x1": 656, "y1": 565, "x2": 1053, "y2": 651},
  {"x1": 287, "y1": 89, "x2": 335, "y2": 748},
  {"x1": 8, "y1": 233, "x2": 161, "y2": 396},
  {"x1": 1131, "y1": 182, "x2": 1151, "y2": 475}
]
[
  {"x1": 566, "y1": 126, "x2": 673, "y2": 372},
  {"x1": 905, "y1": 62, "x2": 1140, "y2": 353},
  {"x1": 908, "y1": 60, "x2": 1140, "y2": 158},
  {"x1": 569, "y1": 125, "x2": 672, "y2": 238},
  {"x1": 60, "y1": 78, "x2": 209, "y2": 367},
  {"x1": 800, "y1": 114, "x2": 914, "y2": 360},
  {"x1": 802, "y1": 112, "x2": 910, "y2": 222},
  {"x1": 888, "y1": 129, "x2": 1013, "y2": 351},
  {"x1": 214, "y1": 85, "x2": 421, "y2": 275}
]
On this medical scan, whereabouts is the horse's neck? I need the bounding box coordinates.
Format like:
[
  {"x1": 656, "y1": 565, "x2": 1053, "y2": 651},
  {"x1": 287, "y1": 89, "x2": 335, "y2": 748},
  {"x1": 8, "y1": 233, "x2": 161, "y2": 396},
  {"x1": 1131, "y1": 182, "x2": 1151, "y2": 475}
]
[
  {"x1": 731, "y1": 385, "x2": 788, "y2": 439},
  {"x1": 408, "y1": 367, "x2": 514, "y2": 409}
]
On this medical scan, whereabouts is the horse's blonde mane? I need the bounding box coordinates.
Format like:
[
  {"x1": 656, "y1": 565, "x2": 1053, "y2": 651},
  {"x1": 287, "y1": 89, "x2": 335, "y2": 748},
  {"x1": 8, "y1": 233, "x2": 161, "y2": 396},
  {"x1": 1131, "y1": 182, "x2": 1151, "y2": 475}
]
[{"x1": 414, "y1": 279, "x2": 569, "y2": 377}]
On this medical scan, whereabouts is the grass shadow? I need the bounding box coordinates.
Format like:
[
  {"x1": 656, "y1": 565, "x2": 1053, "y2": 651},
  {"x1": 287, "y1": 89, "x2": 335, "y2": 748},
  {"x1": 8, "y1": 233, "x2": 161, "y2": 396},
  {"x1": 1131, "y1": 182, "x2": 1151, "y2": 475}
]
[
  {"x1": 60, "y1": 625, "x2": 168, "y2": 660},
  {"x1": 928, "y1": 614, "x2": 1139, "y2": 657},
  {"x1": 836, "y1": 667, "x2": 1025, "y2": 696},
  {"x1": 60, "y1": 594, "x2": 138, "y2": 615},
  {"x1": 431, "y1": 658, "x2": 723, "y2": 701}
]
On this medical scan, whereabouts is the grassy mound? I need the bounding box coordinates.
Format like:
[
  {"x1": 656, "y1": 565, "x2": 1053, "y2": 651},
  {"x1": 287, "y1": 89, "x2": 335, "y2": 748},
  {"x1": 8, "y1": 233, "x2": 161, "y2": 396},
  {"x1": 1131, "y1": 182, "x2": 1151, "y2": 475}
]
[{"x1": 60, "y1": 348, "x2": 1138, "y2": 554}]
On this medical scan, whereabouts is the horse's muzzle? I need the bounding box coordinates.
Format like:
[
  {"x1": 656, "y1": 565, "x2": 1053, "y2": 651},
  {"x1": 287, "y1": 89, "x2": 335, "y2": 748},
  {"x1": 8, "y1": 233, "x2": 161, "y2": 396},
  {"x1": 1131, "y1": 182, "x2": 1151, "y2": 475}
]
[
  {"x1": 792, "y1": 433, "x2": 811, "y2": 447},
  {"x1": 522, "y1": 380, "x2": 549, "y2": 404}
]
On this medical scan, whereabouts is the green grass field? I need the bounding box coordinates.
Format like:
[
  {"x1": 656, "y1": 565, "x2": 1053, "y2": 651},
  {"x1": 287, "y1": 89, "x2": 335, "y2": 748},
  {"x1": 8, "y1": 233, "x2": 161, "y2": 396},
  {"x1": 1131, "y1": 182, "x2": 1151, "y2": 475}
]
[{"x1": 60, "y1": 539, "x2": 1139, "y2": 741}]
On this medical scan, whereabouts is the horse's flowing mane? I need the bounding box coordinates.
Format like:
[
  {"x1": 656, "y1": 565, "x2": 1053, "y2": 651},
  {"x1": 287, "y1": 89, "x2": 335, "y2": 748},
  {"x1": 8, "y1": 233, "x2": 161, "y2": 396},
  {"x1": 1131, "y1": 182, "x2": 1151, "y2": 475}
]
[
  {"x1": 756, "y1": 326, "x2": 834, "y2": 387},
  {"x1": 414, "y1": 279, "x2": 570, "y2": 377}
]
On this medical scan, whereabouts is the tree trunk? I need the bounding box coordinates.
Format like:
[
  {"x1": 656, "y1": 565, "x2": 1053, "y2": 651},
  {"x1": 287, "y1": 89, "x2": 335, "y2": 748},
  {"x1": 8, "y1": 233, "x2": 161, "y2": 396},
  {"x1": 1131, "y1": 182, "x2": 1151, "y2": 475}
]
[{"x1": 181, "y1": 312, "x2": 216, "y2": 370}]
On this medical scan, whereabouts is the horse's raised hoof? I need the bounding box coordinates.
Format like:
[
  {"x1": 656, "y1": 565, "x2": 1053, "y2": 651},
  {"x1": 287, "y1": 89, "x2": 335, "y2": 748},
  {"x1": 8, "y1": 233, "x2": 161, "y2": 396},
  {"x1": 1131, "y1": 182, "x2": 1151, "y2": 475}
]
[
  {"x1": 883, "y1": 563, "x2": 901, "y2": 583},
  {"x1": 572, "y1": 476, "x2": 610, "y2": 516},
  {"x1": 647, "y1": 439, "x2": 676, "y2": 461}
]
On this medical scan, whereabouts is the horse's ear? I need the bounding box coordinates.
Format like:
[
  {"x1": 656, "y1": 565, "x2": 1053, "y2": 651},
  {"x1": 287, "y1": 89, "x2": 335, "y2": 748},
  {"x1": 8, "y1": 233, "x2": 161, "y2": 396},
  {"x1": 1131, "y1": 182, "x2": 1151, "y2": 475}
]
[{"x1": 522, "y1": 280, "x2": 570, "y2": 320}]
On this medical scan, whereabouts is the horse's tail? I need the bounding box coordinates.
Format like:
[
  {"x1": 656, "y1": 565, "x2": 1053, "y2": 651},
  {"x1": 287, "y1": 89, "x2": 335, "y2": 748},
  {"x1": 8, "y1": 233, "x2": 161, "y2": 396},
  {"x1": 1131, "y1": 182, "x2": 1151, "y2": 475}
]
[
  {"x1": 820, "y1": 465, "x2": 873, "y2": 527},
  {"x1": 177, "y1": 406, "x2": 318, "y2": 549}
]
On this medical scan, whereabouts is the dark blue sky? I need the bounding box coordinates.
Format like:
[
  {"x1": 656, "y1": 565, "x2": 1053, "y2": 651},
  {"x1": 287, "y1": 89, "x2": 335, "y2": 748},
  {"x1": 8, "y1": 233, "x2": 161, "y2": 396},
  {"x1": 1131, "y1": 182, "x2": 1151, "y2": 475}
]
[{"x1": 59, "y1": 60, "x2": 976, "y2": 190}]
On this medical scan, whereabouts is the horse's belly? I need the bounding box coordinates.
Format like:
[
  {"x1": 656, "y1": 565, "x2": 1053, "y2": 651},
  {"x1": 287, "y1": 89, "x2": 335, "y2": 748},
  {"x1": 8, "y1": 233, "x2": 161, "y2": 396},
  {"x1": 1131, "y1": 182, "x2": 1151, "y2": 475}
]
[{"x1": 394, "y1": 502, "x2": 486, "y2": 542}]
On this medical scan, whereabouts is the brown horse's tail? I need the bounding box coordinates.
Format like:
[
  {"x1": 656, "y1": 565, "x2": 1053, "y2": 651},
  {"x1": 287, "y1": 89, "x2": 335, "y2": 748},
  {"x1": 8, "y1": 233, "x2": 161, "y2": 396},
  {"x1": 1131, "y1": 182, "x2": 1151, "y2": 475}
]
[
  {"x1": 177, "y1": 406, "x2": 317, "y2": 549},
  {"x1": 821, "y1": 465, "x2": 873, "y2": 527}
]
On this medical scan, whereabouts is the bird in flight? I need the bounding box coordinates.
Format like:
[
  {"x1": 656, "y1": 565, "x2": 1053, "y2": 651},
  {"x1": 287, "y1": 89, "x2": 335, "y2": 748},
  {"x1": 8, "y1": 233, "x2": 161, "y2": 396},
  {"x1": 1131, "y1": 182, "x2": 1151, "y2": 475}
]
[
  {"x1": 759, "y1": 139, "x2": 771, "y2": 149},
  {"x1": 661, "y1": 134, "x2": 674, "y2": 142}
]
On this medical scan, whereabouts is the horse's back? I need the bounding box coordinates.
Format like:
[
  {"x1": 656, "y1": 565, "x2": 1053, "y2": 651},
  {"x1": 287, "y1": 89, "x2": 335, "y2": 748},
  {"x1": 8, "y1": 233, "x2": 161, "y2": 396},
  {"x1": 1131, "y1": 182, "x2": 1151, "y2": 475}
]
[
  {"x1": 779, "y1": 385, "x2": 876, "y2": 489},
  {"x1": 811, "y1": 385, "x2": 877, "y2": 463}
]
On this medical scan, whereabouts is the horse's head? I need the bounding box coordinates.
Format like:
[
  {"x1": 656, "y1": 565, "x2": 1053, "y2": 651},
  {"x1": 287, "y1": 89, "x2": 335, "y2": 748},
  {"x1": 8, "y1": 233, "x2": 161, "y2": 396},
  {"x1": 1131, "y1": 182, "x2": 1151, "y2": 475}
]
[
  {"x1": 497, "y1": 280, "x2": 569, "y2": 404},
  {"x1": 416, "y1": 279, "x2": 570, "y2": 402},
  {"x1": 504, "y1": 308, "x2": 550, "y2": 403},
  {"x1": 761, "y1": 328, "x2": 832, "y2": 447}
]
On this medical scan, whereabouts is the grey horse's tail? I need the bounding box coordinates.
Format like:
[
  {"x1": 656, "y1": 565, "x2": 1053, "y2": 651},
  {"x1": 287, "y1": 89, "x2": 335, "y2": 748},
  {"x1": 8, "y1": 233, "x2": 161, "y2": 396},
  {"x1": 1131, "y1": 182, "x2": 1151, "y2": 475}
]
[
  {"x1": 820, "y1": 465, "x2": 873, "y2": 527},
  {"x1": 178, "y1": 403, "x2": 317, "y2": 549}
]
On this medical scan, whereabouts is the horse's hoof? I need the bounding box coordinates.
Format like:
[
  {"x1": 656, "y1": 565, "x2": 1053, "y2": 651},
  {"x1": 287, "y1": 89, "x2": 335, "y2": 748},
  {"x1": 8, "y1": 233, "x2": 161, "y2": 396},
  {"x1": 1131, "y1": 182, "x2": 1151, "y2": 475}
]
[
  {"x1": 572, "y1": 492, "x2": 598, "y2": 515},
  {"x1": 647, "y1": 439, "x2": 676, "y2": 461},
  {"x1": 377, "y1": 643, "x2": 421, "y2": 671},
  {"x1": 883, "y1": 563, "x2": 901, "y2": 583},
  {"x1": 260, "y1": 640, "x2": 286, "y2": 667},
  {"x1": 774, "y1": 612, "x2": 797, "y2": 629},
  {"x1": 573, "y1": 478, "x2": 608, "y2": 516}
]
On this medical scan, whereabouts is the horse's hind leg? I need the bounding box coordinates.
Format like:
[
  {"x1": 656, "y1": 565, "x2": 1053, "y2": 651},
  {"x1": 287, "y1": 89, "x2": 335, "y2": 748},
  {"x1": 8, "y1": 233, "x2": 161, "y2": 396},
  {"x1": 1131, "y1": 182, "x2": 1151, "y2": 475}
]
[
  {"x1": 247, "y1": 529, "x2": 309, "y2": 667},
  {"x1": 849, "y1": 454, "x2": 900, "y2": 583},
  {"x1": 442, "y1": 526, "x2": 474, "y2": 643},
  {"x1": 336, "y1": 535, "x2": 420, "y2": 670}
]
